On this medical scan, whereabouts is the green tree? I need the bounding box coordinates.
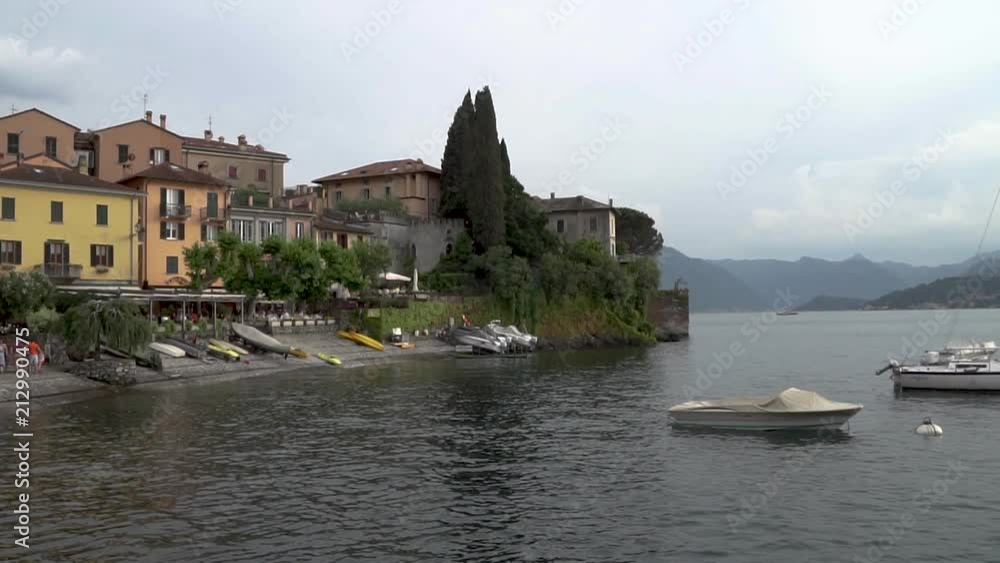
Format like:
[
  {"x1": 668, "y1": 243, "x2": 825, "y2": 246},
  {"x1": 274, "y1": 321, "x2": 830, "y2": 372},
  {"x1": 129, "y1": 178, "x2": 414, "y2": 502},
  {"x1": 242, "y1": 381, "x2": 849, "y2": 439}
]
[
  {"x1": 0, "y1": 272, "x2": 54, "y2": 323},
  {"x1": 481, "y1": 245, "x2": 532, "y2": 321},
  {"x1": 440, "y1": 90, "x2": 475, "y2": 218},
  {"x1": 615, "y1": 207, "x2": 664, "y2": 256},
  {"x1": 63, "y1": 299, "x2": 152, "y2": 357},
  {"x1": 217, "y1": 231, "x2": 265, "y2": 311},
  {"x1": 468, "y1": 87, "x2": 505, "y2": 249},
  {"x1": 319, "y1": 241, "x2": 364, "y2": 291},
  {"x1": 352, "y1": 240, "x2": 392, "y2": 287},
  {"x1": 183, "y1": 242, "x2": 222, "y2": 292}
]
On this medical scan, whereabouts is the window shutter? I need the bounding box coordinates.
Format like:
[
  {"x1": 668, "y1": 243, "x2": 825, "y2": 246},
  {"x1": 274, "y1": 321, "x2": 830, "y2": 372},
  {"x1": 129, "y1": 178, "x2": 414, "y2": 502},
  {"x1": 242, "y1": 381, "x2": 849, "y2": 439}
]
[
  {"x1": 178, "y1": 223, "x2": 185, "y2": 241},
  {"x1": 149, "y1": 148, "x2": 155, "y2": 163},
  {"x1": 160, "y1": 188, "x2": 167, "y2": 216},
  {"x1": 207, "y1": 192, "x2": 218, "y2": 215},
  {"x1": 43, "y1": 242, "x2": 50, "y2": 263},
  {"x1": 201, "y1": 224, "x2": 207, "y2": 241},
  {"x1": 14, "y1": 241, "x2": 21, "y2": 265},
  {"x1": 178, "y1": 189, "x2": 185, "y2": 206},
  {"x1": 160, "y1": 221, "x2": 167, "y2": 240},
  {"x1": 65, "y1": 243, "x2": 70, "y2": 264},
  {"x1": 90, "y1": 245, "x2": 97, "y2": 267},
  {"x1": 165, "y1": 150, "x2": 171, "y2": 163},
  {"x1": 108, "y1": 245, "x2": 114, "y2": 267}
]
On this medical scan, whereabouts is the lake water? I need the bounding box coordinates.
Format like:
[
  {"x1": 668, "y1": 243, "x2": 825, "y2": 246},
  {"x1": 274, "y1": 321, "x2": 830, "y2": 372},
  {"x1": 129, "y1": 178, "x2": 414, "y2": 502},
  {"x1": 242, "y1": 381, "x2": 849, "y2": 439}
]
[{"x1": 8, "y1": 310, "x2": 1000, "y2": 562}]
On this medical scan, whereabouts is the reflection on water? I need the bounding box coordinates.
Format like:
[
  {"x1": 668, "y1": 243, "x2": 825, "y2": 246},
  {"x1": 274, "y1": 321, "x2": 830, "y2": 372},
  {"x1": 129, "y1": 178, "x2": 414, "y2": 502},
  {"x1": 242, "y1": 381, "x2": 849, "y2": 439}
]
[{"x1": 9, "y1": 311, "x2": 1000, "y2": 561}]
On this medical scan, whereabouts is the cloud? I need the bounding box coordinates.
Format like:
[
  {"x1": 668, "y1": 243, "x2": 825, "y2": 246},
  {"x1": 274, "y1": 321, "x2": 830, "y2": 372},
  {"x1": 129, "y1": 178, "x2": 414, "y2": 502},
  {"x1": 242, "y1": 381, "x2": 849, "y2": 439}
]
[{"x1": 0, "y1": 39, "x2": 86, "y2": 103}]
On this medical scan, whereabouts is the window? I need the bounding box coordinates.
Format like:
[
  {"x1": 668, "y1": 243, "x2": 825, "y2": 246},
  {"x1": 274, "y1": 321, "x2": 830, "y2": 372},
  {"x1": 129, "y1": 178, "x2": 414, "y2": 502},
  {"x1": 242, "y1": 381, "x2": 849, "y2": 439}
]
[
  {"x1": 96, "y1": 204, "x2": 108, "y2": 226},
  {"x1": 6, "y1": 133, "x2": 19, "y2": 155},
  {"x1": 166, "y1": 256, "x2": 179, "y2": 275},
  {"x1": 259, "y1": 220, "x2": 270, "y2": 240},
  {"x1": 556, "y1": 219, "x2": 565, "y2": 233},
  {"x1": 271, "y1": 221, "x2": 284, "y2": 238},
  {"x1": 258, "y1": 168, "x2": 267, "y2": 182},
  {"x1": 337, "y1": 233, "x2": 348, "y2": 248},
  {"x1": 151, "y1": 147, "x2": 168, "y2": 164},
  {"x1": 589, "y1": 216, "x2": 598, "y2": 232},
  {"x1": 45, "y1": 241, "x2": 68, "y2": 265},
  {"x1": 335, "y1": 191, "x2": 343, "y2": 201},
  {"x1": 91, "y1": 244, "x2": 114, "y2": 268},
  {"x1": 0, "y1": 240, "x2": 21, "y2": 265},
  {"x1": 362, "y1": 188, "x2": 370, "y2": 200},
  {"x1": 118, "y1": 144, "x2": 129, "y2": 163},
  {"x1": 161, "y1": 188, "x2": 185, "y2": 217},
  {"x1": 50, "y1": 201, "x2": 63, "y2": 223},
  {"x1": 610, "y1": 216, "x2": 615, "y2": 236},
  {"x1": 1, "y1": 197, "x2": 14, "y2": 220},
  {"x1": 228, "y1": 166, "x2": 238, "y2": 179},
  {"x1": 162, "y1": 221, "x2": 180, "y2": 240},
  {"x1": 201, "y1": 224, "x2": 220, "y2": 242},
  {"x1": 44, "y1": 136, "x2": 57, "y2": 158},
  {"x1": 233, "y1": 219, "x2": 254, "y2": 242},
  {"x1": 385, "y1": 186, "x2": 392, "y2": 198},
  {"x1": 295, "y1": 222, "x2": 304, "y2": 239}
]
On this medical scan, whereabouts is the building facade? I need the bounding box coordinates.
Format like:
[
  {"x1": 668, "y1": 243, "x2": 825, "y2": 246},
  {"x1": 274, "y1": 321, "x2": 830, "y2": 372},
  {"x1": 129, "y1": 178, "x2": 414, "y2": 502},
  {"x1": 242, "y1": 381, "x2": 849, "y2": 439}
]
[
  {"x1": 119, "y1": 163, "x2": 228, "y2": 288},
  {"x1": 91, "y1": 112, "x2": 185, "y2": 183},
  {"x1": 182, "y1": 131, "x2": 289, "y2": 199},
  {"x1": 0, "y1": 108, "x2": 81, "y2": 171},
  {"x1": 0, "y1": 165, "x2": 143, "y2": 284},
  {"x1": 535, "y1": 194, "x2": 618, "y2": 256},
  {"x1": 228, "y1": 191, "x2": 314, "y2": 244},
  {"x1": 313, "y1": 159, "x2": 442, "y2": 219}
]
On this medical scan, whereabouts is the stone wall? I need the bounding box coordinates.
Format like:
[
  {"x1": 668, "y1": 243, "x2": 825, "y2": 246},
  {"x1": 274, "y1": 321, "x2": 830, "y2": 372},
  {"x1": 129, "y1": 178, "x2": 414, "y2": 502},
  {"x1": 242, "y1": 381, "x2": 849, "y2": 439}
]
[
  {"x1": 356, "y1": 216, "x2": 464, "y2": 274},
  {"x1": 68, "y1": 358, "x2": 137, "y2": 386},
  {"x1": 647, "y1": 289, "x2": 690, "y2": 342}
]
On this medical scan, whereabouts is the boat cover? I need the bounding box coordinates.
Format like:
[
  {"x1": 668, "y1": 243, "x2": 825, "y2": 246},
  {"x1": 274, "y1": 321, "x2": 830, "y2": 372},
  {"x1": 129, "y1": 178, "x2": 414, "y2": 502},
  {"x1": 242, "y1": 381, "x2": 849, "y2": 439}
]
[{"x1": 669, "y1": 387, "x2": 859, "y2": 413}]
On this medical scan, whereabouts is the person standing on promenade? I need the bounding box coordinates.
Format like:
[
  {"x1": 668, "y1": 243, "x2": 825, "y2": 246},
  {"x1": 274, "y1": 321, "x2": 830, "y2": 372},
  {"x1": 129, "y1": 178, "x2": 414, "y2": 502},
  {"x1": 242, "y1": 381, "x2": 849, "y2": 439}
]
[
  {"x1": 0, "y1": 339, "x2": 7, "y2": 374},
  {"x1": 28, "y1": 340, "x2": 41, "y2": 375}
]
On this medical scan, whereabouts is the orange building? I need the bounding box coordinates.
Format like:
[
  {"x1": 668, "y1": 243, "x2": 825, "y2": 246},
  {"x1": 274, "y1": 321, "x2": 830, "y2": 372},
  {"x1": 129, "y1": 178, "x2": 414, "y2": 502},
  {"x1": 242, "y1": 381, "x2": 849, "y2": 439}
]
[
  {"x1": 313, "y1": 158, "x2": 442, "y2": 219},
  {"x1": 119, "y1": 163, "x2": 228, "y2": 288}
]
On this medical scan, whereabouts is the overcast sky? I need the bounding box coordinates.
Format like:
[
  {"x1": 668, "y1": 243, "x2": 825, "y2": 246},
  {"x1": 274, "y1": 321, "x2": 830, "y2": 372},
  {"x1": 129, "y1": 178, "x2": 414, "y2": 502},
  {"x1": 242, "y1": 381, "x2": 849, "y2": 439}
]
[{"x1": 3, "y1": 0, "x2": 1000, "y2": 265}]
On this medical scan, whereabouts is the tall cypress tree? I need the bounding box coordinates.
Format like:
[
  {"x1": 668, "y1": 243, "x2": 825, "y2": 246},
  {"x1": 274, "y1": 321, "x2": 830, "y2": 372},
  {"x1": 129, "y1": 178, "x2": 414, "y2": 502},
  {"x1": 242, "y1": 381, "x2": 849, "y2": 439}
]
[
  {"x1": 500, "y1": 138, "x2": 511, "y2": 178},
  {"x1": 468, "y1": 87, "x2": 505, "y2": 249},
  {"x1": 439, "y1": 90, "x2": 474, "y2": 218}
]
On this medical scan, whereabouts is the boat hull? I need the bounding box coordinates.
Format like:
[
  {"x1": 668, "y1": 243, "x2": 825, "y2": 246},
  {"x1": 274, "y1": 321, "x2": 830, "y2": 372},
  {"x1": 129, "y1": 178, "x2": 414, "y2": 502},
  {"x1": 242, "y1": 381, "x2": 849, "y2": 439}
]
[
  {"x1": 893, "y1": 371, "x2": 1000, "y2": 391},
  {"x1": 669, "y1": 408, "x2": 861, "y2": 430}
]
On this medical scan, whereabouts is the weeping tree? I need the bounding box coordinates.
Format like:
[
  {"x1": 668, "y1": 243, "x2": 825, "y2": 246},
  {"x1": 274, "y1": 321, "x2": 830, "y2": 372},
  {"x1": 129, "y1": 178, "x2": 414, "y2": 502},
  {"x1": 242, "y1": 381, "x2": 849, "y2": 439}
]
[{"x1": 63, "y1": 299, "x2": 153, "y2": 359}]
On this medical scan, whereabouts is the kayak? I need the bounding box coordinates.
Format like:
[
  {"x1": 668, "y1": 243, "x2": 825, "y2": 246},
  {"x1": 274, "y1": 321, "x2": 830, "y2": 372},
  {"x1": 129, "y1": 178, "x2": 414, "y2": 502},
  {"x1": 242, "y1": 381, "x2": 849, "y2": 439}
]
[
  {"x1": 231, "y1": 323, "x2": 292, "y2": 356},
  {"x1": 209, "y1": 338, "x2": 250, "y2": 356},
  {"x1": 315, "y1": 352, "x2": 342, "y2": 365},
  {"x1": 207, "y1": 342, "x2": 239, "y2": 361},
  {"x1": 150, "y1": 342, "x2": 186, "y2": 358},
  {"x1": 163, "y1": 338, "x2": 207, "y2": 359},
  {"x1": 349, "y1": 331, "x2": 384, "y2": 351},
  {"x1": 289, "y1": 348, "x2": 309, "y2": 359}
]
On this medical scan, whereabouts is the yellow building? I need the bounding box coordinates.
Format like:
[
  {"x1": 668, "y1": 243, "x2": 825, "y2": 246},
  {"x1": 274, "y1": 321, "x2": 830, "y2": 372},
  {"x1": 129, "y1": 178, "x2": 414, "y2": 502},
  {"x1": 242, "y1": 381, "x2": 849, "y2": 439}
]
[{"x1": 0, "y1": 165, "x2": 144, "y2": 284}]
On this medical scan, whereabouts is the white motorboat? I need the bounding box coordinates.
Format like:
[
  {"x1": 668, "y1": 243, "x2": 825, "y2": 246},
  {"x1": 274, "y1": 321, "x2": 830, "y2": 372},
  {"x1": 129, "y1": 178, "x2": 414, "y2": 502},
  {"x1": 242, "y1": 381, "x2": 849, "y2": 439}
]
[
  {"x1": 668, "y1": 388, "x2": 863, "y2": 430},
  {"x1": 877, "y1": 341, "x2": 1000, "y2": 391}
]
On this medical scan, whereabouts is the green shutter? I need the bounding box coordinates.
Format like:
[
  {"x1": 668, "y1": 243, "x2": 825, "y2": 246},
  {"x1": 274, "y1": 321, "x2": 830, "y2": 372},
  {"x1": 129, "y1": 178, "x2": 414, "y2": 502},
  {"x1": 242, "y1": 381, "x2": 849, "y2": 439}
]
[
  {"x1": 108, "y1": 245, "x2": 114, "y2": 267},
  {"x1": 14, "y1": 241, "x2": 21, "y2": 265},
  {"x1": 178, "y1": 223, "x2": 185, "y2": 241},
  {"x1": 97, "y1": 204, "x2": 108, "y2": 226},
  {"x1": 90, "y1": 245, "x2": 97, "y2": 267},
  {"x1": 201, "y1": 224, "x2": 207, "y2": 241},
  {"x1": 1, "y1": 197, "x2": 13, "y2": 220},
  {"x1": 160, "y1": 221, "x2": 167, "y2": 240}
]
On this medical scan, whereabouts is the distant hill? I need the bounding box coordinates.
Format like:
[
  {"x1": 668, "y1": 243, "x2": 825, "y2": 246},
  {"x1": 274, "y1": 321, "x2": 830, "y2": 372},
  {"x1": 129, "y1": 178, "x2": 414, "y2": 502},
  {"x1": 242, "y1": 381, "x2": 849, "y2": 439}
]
[
  {"x1": 658, "y1": 247, "x2": 765, "y2": 312},
  {"x1": 867, "y1": 275, "x2": 1000, "y2": 309},
  {"x1": 796, "y1": 295, "x2": 868, "y2": 311},
  {"x1": 711, "y1": 254, "x2": 908, "y2": 304}
]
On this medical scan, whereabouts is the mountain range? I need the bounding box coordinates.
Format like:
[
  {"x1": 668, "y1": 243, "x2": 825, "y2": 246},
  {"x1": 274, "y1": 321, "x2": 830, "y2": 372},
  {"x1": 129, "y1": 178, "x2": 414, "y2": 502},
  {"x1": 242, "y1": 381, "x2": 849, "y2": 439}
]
[{"x1": 659, "y1": 248, "x2": 1000, "y2": 312}]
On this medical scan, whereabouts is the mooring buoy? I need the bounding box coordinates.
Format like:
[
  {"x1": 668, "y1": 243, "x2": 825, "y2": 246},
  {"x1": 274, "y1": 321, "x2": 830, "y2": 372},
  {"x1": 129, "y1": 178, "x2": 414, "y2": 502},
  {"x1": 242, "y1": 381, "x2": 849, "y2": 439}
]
[{"x1": 915, "y1": 417, "x2": 943, "y2": 436}]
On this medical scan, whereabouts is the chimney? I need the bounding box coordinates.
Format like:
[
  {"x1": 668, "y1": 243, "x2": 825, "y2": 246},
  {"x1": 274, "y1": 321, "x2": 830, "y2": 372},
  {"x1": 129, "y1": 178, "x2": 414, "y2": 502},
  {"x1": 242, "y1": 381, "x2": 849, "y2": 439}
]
[
  {"x1": 159, "y1": 114, "x2": 166, "y2": 129},
  {"x1": 550, "y1": 192, "x2": 555, "y2": 199},
  {"x1": 218, "y1": 136, "x2": 225, "y2": 143},
  {"x1": 204, "y1": 129, "x2": 213, "y2": 140},
  {"x1": 576, "y1": 195, "x2": 583, "y2": 204},
  {"x1": 197, "y1": 161, "x2": 209, "y2": 172},
  {"x1": 238, "y1": 134, "x2": 247, "y2": 147},
  {"x1": 609, "y1": 198, "x2": 614, "y2": 208},
  {"x1": 144, "y1": 110, "x2": 153, "y2": 123}
]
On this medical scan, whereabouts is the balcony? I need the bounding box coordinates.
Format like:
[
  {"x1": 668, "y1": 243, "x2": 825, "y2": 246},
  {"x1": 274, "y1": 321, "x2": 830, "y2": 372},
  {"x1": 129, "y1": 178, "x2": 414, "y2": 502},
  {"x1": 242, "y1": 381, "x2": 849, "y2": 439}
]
[
  {"x1": 200, "y1": 207, "x2": 228, "y2": 223},
  {"x1": 34, "y1": 263, "x2": 82, "y2": 281},
  {"x1": 160, "y1": 202, "x2": 192, "y2": 219}
]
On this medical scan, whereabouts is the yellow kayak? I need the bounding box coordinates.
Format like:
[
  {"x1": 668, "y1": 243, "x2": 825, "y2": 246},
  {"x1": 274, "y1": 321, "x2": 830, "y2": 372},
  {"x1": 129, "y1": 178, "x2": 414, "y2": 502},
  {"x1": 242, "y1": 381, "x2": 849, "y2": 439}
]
[
  {"x1": 316, "y1": 352, "x2": 342, "y2": 365},
  {"x1": 209, "y1": 338, "x2": 250, "y2": 356},
  {"x1": 207, "y1": 342, "x2": 240, "y2": 360},
  {"x1": 349, "y1": 331, "x2": 384, "y2": 351},
  {"x1": 289, "y1": 348, "x2": 309, "y2": 359}
]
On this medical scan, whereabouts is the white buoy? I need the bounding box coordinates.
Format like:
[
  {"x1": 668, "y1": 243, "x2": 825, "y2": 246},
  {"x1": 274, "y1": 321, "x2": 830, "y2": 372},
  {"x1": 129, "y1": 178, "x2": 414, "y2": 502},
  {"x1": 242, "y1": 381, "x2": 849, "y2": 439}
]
[{"x1": 915, "y1": 417, "x2": 943, "y2": 436}]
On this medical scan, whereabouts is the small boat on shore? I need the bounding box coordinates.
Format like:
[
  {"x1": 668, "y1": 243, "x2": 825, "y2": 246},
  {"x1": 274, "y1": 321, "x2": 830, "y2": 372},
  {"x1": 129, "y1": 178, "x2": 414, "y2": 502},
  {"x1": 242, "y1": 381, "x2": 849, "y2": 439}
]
[
  {"x1": 150, "y1": 342, "x2": 186, "y2": 358},
  {"x1": 207, "y1": 342, "x2": 239, "y2": 361},
  {"x1": 209, "y1": 338, "x2": 250, "y2": 356},
  {"x1": 669, "y1": 388, "x2": 862, "y2": 430},
  {"x1": 231, "y1": 323, "x2": 293, "y2": 356},
  {"x1": 337, "y1": 330, "x2": 385, "y2": 351},
  {"x1": 315, "y1": 352, "x2": 342, "y2": 365},
  {"x1": 162, "y1": 338, "x2": 206, "y2": 359}
]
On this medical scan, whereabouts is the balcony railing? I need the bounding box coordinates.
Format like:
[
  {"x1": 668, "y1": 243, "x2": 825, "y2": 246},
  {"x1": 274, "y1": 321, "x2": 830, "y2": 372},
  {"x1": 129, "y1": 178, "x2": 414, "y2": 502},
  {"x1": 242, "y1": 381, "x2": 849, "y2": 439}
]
[
  {"x1": 160, "y1": 203, "x2": 192, "y2": 219},
  {"x1": 200, "y1": 207, "x2": 228, "y2": 222},
  {"x1": 34, "y1": 263, "x2": 82, "y2": 280}
]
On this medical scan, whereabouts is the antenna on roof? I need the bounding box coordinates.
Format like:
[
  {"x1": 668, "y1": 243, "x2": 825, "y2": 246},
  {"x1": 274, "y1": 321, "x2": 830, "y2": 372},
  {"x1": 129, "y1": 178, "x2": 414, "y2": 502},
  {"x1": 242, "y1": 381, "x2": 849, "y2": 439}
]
[
  {"x1": 9, "y1": 104, "x2": 16, "y2": 115},
  {"x1": 208, "y1": 114, "x2": 213, "y2": 131},
  {"x1": 143, "y1": 94, "x2": 149, "y2": 114}
]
